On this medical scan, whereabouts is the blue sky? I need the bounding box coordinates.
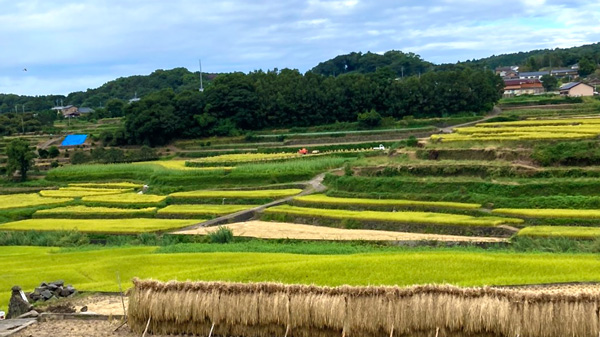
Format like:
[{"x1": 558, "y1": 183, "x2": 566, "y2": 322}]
[{"x1": 1, "y1": 0, "x2": 599, "y2": 96}]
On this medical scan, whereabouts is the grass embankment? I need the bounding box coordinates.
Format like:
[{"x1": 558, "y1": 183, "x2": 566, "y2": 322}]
[
  {"x1": 39, "y1": 187, "x2": 131, "y2": 198},
  {"x1": 168, "y1": 189, "x2": 303, "y2": 204},
  {"x1": 2, "y1": 245, "x2": 600, "y2": 311},
  {"x1": 493, "y1": 208, "x2": 600, "y2": 219},
  {"x1": 68, "y1": 182, "x2": 144, "y2": 189},
  {"x1": 0, "y1": 219, "x2": 198, "y2": 233}
]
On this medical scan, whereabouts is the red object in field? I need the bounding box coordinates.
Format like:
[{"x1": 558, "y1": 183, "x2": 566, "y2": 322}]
[{"x1": 298, "y1": 148, "x2": 308, "y2": 155}]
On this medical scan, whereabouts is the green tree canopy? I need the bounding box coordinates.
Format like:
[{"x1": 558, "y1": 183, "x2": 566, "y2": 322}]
[
  {"x1": 540, "y1": 74, "x2": 558, "y2": 91},
  {"x1": 6, "y1": 139, "x2": 35, "y2": 181}
]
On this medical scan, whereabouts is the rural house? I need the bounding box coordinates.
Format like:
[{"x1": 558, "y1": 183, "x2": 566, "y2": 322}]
[
  {"x1": 518, "y1": 71, "x2": 549, "y2": 79},
  {"x1": 559, "y1": 82, "x2": 594, "y2": 97},
  {"x1": 503, "y1": 79, "x2": 544, "y2": 96},
  {"x1": 495, "y1": 66, "x2": 519, "y2": 79}
]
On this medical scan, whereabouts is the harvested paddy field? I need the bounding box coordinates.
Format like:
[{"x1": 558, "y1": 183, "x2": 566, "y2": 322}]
[{"x1": 175, "y1": 220, "x2": 507, "y2": 242}]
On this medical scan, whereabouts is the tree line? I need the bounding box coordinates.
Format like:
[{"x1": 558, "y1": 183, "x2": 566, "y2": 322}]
[{"x1": 117, "y1": 67, "x2": 503, "y2": 146}]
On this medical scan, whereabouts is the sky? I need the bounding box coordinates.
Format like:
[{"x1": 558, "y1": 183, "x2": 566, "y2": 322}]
[{"x1": 1, "y1": 0, "x2": 599, "y2": 96}]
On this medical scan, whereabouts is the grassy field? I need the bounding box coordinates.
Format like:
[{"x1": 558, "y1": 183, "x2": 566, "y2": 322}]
[
  {"x1": 264, "y1": 205, "x2": 523, "y2": 227},
  {"x1": 2, "y1": 245, "x2": 600, "y2": 311},
  {"x1": 0, "y1": 218, "x2": 198, "y2": 233}
]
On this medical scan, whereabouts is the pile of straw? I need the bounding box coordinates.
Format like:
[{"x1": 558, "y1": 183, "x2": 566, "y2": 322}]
[{"x1": 128, "y1": 279, "x2": 600, "y2": 337}]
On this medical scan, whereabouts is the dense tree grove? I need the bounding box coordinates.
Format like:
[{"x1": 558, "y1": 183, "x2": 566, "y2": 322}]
[
  {"x1": 463, "y1": 42, "x2": 600, "y2": 72},
  {"x1": 311, "y1": 51, "x2": 433, "y2": 78},
  {"x1": 119, "y1": 67, "x2": 503, "y2": 146},
  {"x1": 0, "y1": 68, "x2": 212, "y2": 114}
]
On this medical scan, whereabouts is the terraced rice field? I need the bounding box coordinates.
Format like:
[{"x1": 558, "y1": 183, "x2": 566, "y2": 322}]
[
  {"x1": 82, "y1": 193, "x2": 167, "y2": 206},
  {"x1": 176, "y1": 220, "x2": 507, "y2": 242},
  {"x1": 169, "y1": 189, "x2": 303, "y2": 200},
  {"x1": 33, "y1": 206, "x2": 157, "y2": 219},
  {"x1": 39, "y1": 187, "x2": 131, "y2": 198},
  {"x1": 68, "y1": 182, "x2": 144, "y2": 189},
  {"x1": 493, "y1": 208, "x2": 600, "y2": 219},
  {"x1": 157, "y1": 204, "x2": 258, "y2": 217},
  {"x1": 136, "y1": 160, "x2": 232, "y2": 171},
  {"x1": 264, "y1": 205, "x2": 523, "y2": 226},
  {"x1": 0, "y1": 218, "x2": 198, "y2": 233},
  {"x1": 431, "y1": 117, "x2": 600, "y2": 142},
  {"x1": 518, "y1": 226, "x2": 600, "y2": 239},
  {"x1": 295, "y1": 194, "x2": 481, "y2": 210},
  {"x1": 0, "y1": 193, "x2": 73, "y2": 209},
  {"x1": 187, "y1": 153, "x2": 301, "y2": 166}
]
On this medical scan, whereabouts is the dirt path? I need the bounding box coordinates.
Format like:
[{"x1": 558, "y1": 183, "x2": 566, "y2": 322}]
[{"x1": 174, "y1": 220, "x2": 509, "y2": 243}]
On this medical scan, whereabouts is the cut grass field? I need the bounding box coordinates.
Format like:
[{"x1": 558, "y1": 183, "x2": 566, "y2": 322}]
[
  {"x1": 0, "y1": 193, "x2": 73, "y2": 210},
  {"x1": 157, "y1": 204, "x2": 257, "y2": 217},
  {"x1": 33, "y1": 206, "x2": 157, "y2": 219},
  {"x1": 264, "y1": 205, "x2": 524, "y2": 227},
  {"x1": 176, "y1": 220, "x2": 507, "y2": 242},
  {"x1": 82, "y1": 193, "x2": 167, "y2": 207},
  {"x1": 493, "y1": 208, "x2": 600, "y2": 219},
  {"x1": 2, "y1": 246, "x2": 600, "y2": 312},
  {"x1": 518, "y1": 226, "x2": 600, "y2": 239},
  {"x1": 295, "y1": 194, "x2": 481, "y2": 210},
  {"x1": 0, "y1": 218, "x2": 198, "y2": 233},
  {"x1": 169, "y1": 189, "x2": 303, "y2": 199}
]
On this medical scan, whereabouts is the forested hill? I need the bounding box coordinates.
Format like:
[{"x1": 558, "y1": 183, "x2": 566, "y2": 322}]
[
  {"x1": 311, "y1": 51, "x2": 434, "y2": 78},
  {"x1": 462, "y1": 42, "x2": 600, "y2": 72},
  {"x1": 0, "y1": 67, "x2": 214, "y2": 113}
]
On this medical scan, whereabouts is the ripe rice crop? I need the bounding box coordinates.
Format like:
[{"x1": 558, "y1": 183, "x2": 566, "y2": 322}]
[
  {"x1": 170, "y1": 189, "x2": 302, "y2": 199},
  {"x1": 187, "y1": 152, "x2": 302, "y2": 166},
  {"x1": 68, "y1": 182, "x2": 144, "y2": 189},
  {"x1": 264, "y1": 205, "x2": 523, "y2": 227},
  {"x1": 39, "y1": 187, "x2": 131, "y2": 198},
  {"x1": 33, "y1": 206, "x2": 157, "y2": 219},
  {"x1": 518, "y1": 226, "x2": 600, "y2": 239},
  {"x1": 136, "y1": 160, "x2": 232, "y2": 171},
  {"x1": 295, "y1": 194, "x2": 481, "y2": 210},
  {"x1": 432, "y1": 132, "x2": 598, "y2": 142},
  {"x1": 0, "y1": 193, "x2": 73, "y2": 210},
  {"x1": 0, "y1": 218, "x2": 198, "y2": 233},
  {"x1": 493, "y1": 208, "x2": 600, "y2": 219},
  {"x1": 157, "y1": 204, "x2": 257, "y2": 217},
  {"x1": 479, "y1": 117, "x2": 600, "y2": 127},
  {"x1": 82, "y1": 193, "x2": 167, "y2": 207}
]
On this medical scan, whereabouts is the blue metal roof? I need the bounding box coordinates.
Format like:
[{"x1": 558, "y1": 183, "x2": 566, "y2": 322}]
[{"x1": 61, "y1": 134, "x2": 88, "y2": 146}]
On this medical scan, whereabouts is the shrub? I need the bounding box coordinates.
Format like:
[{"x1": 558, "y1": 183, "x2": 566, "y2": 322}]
[
  {"x1": 406, "y1": 136, "x2": 418, "y2": 147},
  {"x1": 70, "y1": 151, "x2": 92, "y2": 165},
  {"x1": 207, "y1": 226, "x2": 234, "y2": 243},
  {"x1": 357, "y1": 109, "x2": 382, "y2": 128},
  {"x1": 48, "y1": 146, "x2": 60, "y2": 158},
  {"x1": 38, "y1": 148, "x2": 49, "y2": 159}
]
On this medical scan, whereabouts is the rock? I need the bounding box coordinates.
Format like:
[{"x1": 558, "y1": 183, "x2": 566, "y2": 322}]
[
  {"x1": 59, "y1": 288, "x2": 71, "y2": 297},
  {"x1": 80, "y1": 305, "x2": 88, "y2": 312},
  {"x1": 17, "y1": 310, "x2": 39, "y2": 318},
  {"x1": 41, "y1": 290, "x2": 53, "y2": 300},
  {"x1": 7, "y1": 286, "x2": 33, "y2": 319},
  {"x1": 47, "y1": 284, "x2": 58, "y2": 291},
  {"x1": 49, "y1": 280, "x2": 64, "y2": 287},
  {"x1": 66, "y1": 285, "x2": 75, "y2": 292},
  {"x1": 39, "y1": 282, "x2": 47, "y2": 287},
  {"x1": 34, "y1": 287, "x2": 45, "y2": 295}
]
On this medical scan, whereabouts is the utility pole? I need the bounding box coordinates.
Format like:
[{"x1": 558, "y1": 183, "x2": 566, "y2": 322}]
[
  {"x1": 20, "y1": 104, "x2": 25, "y2": 134},
  {"x1": 198, "y1": 59, "x2": 204, "y2": 92}
]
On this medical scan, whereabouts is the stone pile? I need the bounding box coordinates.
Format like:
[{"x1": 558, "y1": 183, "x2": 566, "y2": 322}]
[{"x1": 27, "y1": 280, "x2": 77, "y2": 303}]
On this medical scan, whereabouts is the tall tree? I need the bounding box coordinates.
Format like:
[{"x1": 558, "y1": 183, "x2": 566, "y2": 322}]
[{"x1": 6, "y1": 139, "x2": 35, "y2": 181}]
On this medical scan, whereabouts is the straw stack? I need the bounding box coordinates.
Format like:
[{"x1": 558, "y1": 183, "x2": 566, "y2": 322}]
[{"x1": 128, "y1": 279, "x2": 600, "y2": 337}]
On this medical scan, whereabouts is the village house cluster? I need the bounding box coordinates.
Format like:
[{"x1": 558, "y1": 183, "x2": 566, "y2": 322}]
[{"x1": 496, "y1": 65, "x2": 595, "y2": 97}]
